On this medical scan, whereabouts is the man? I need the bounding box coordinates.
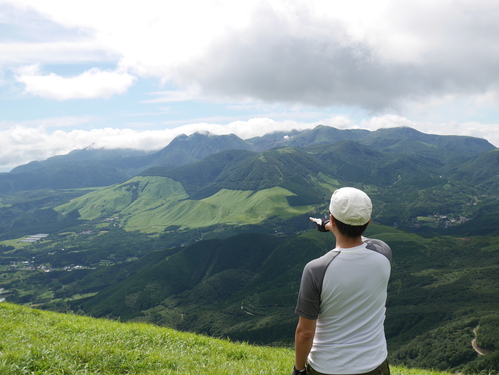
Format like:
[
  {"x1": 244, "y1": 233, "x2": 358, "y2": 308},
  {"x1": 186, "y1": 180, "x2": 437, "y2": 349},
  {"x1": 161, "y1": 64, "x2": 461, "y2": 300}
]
[{"x1": 293, "y1": 187, "x2": 392, "y2": 375}]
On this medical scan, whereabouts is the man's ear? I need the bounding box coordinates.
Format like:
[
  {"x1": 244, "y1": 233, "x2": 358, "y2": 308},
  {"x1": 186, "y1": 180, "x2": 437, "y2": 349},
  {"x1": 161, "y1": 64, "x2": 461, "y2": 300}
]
[{"x1": 329, "y1": 214, "x2": 335, "y2": 226}]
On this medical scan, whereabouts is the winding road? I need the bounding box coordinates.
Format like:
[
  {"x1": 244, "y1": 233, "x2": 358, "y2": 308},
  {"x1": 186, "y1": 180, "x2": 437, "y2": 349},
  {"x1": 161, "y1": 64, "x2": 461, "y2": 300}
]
[{"x1": 472, "y1": 327, "x2": 495, "y2": 356}]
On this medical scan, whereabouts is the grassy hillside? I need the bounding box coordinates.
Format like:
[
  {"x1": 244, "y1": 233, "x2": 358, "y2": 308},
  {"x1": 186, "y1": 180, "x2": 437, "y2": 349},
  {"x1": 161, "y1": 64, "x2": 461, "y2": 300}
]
[
  {"x1": 55, "y1": 176, "x2": 320, "y2": 232},
  {"x1": 0, "y1": 302, "x2": 453, "y2": 375},
  {"x1": 56, "y1": 176, "x2": 188, "y2": 220}
]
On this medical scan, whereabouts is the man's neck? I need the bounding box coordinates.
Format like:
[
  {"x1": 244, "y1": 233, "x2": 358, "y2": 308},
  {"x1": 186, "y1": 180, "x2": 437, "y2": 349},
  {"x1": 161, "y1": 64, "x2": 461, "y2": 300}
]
[{"x1": 335, "y1": 235, "x2": 364, "y2": 249}]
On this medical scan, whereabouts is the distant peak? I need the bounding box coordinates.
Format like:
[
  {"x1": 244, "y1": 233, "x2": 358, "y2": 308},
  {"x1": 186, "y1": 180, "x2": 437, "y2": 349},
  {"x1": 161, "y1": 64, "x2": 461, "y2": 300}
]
[
  {"x1": 83, "y1": 143, "x2": 96, "y2": 150},
  {"x1": 194, "y1": 130, "x2": 215, "y2": 137},
  {"x1": 186, "y1": 131, "x2": 217, "y2": 139},
  {"x1": 172, "y1": 132, "x2": 216, "y2": 142}
]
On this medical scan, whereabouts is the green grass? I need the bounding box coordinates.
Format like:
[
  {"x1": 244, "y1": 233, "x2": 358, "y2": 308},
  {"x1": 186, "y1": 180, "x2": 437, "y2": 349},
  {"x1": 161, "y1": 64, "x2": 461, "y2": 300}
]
[
  {"x1": 56, "y1": 176, "x2": 313, "y2": 233},
  {"x1": 56, "y1": 177, "x2": 188, "y2": 221},
  {"x1": 0, "y1": 303, "x2": 453, "y2": 375},
  {"x1": 0, "y1": 237, "x2": 36, "y2": 250}
]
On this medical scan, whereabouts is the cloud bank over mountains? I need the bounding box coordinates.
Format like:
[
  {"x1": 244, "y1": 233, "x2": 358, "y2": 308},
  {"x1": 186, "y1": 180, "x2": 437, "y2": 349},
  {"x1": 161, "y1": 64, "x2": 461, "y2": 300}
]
[
  {"x1": 1, "y1": 0, "x2": 499, "y2": 171},
  {"x1": 1, "y1": 115, "x2": 495, "y2": 173}
]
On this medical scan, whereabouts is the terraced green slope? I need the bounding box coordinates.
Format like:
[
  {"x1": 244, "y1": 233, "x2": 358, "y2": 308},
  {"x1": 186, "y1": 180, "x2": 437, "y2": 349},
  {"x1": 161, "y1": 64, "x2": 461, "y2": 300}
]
[
  {"x1": 56, "y1": 176, "x2": 188, "y2": 220},
  {"x1": 125, "y1": 186, "x2": 310, "y2": 230},
  {"x1": 55, "y1": 176, "x2": 319, "y2": 232}
]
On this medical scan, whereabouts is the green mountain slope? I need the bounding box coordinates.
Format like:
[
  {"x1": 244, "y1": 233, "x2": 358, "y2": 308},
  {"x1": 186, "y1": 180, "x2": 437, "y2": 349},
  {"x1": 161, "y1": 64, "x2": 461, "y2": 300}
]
[
  {"x1": 150, "y1": 132, "x2": 254, "y2": 168},
  {"x1": 2, "y1": 125, "x2": 493, "y2": 194},
  {"x1": 52, "y1": 133, "x2": 499, "y2": 235},
  {"x1": 360, "y1": 127, "x2": 495, "y2": 158},
  {"x1": 447, "y1": 148, "x2": 499, "y2": 187},
  {"x1": 140, "y1": 149, "x2": 257, "y2": 196},
  {"x1": 0, "y1": 302, "x2": 453, "y2": 375},
  {"x1": 0, "y1": 132, "x2": 255, "y2": 193},
  {"x1": 306, "y1": 140, "x2": 444, "y2": 186},
  {"x1": 0, "y1": 159, "x2": 132, "y2": 192},
  {"x1": 144, "y1": 147, "x2": 332, "y2": 194},
  {"x1": 55, "y1": 176, "x2": 316, "y2": 231},
  {"x1": 55, "y1": 225, "x2": 499, "y2": 373},
  {"x1": 163, "y1": 132, "x2": 253, "y2": 159},
  {"x1": 55, "y1": 147, "x2": 342, "y2": 232},
  {"x1": 77, "y1": 233, "x2": 288, "y2": 320},
  {"x1": 283, "y1": 124, "x2": 369, "y2": 147},
  {"x1": 245, "y1": 128, "x2": 308, "y2": 151},
  {"x1": 56, "y1": 176, "x2": 188, "y2": 220},
  {"x1": 213, "y1": 147, "x2": 327, "y2": 190}
]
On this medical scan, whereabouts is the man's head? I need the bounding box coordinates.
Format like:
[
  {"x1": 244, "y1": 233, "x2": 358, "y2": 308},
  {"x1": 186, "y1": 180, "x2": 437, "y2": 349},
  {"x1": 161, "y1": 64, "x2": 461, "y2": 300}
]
[{"x1": 329, "y1": 187, "x2": 372, "y2": 238}]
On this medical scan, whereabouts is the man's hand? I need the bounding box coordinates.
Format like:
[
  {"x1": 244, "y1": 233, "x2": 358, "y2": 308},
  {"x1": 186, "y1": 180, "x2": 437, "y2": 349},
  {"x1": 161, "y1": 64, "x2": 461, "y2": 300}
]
[
  {"x1": 310, "y1": 217, "x2": 330, "y2": 232},
  {"x1": 292, "y1": 365, "x2": 307, "y2": 375}
]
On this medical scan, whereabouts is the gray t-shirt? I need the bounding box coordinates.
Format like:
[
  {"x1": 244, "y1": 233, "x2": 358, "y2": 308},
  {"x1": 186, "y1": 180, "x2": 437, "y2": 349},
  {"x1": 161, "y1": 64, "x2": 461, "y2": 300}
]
[{"x1": 295, "y1": 238, "x2": 392, "y2": 374}]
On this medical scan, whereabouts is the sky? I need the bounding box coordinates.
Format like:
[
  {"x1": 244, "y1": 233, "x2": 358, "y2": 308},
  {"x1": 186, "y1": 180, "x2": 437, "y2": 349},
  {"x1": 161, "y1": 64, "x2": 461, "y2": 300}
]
[{"x1": 1, "y1": 0, "x2": 499, "y2": 172}]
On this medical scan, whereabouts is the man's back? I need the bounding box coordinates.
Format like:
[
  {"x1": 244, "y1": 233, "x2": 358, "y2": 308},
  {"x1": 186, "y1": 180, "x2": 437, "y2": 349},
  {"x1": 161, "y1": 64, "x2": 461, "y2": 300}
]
[{"x1": 308, "y1": 240, "x2": 391, "y2": 374}]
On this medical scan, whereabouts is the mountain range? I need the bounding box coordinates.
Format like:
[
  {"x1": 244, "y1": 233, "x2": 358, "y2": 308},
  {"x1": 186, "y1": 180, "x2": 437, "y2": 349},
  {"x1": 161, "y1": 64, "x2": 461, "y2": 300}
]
[
  {"x1": 1, "y1": 125, "x2": 494, "y2": 193},
  {"x1": 44, "y1": 125, "x2": 498, "y2": 235}
]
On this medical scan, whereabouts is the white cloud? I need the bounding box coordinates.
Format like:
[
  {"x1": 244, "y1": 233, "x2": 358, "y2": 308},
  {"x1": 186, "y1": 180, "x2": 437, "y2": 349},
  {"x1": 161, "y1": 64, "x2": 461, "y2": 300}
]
[
  {"x1": 174, "y1": 0, "x2": 499, "y2": 110},
  {"x1": 15, "y1": 65, "x2": 136, "y2": 100},
  {"x1": 3, "y1": 0, "x2": 499, "y2": 111},
  {"x1": 169, "y1": 117, "x2": 319, "y2": 140},
  {"x1": 2, "y1": 0, "x2": 255, "y2": 77},
  {"x1": 0, "y1": 126, "x2": 163, "y2": 168}
]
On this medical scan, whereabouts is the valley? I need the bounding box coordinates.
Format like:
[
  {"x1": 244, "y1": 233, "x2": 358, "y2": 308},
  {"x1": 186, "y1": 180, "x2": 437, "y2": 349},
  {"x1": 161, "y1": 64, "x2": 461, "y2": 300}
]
[{"x1": 0, "y1": 125, "x2": 498, "y2": 374}]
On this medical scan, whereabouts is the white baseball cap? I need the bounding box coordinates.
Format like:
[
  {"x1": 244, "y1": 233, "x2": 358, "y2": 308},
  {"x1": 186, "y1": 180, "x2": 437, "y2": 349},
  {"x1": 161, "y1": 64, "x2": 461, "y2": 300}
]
[{"x1": 329, "y1": 187, "x2": 372, "y2": 226}]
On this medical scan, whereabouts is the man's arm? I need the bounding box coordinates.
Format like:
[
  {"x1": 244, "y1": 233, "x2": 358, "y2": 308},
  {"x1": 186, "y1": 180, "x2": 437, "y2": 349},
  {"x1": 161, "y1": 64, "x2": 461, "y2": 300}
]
[{"x1": 294, "y1": 316, "x2": 317, "y2": 371}]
